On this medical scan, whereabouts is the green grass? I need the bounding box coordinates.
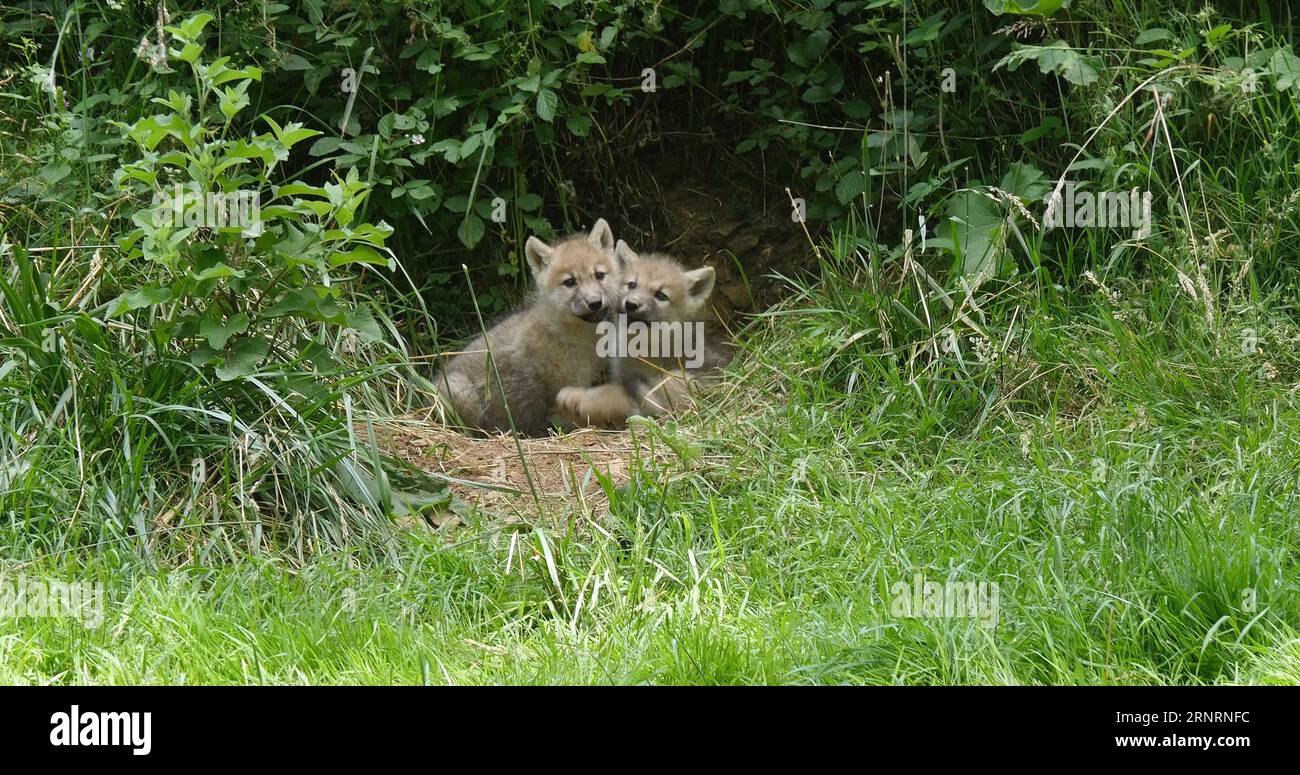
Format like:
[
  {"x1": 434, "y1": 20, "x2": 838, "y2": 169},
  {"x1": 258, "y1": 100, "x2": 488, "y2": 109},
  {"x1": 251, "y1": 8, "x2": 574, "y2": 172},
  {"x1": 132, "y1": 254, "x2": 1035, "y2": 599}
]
[{"x1": 4, "y1": 266, "x2": 1298, "y2": 684}]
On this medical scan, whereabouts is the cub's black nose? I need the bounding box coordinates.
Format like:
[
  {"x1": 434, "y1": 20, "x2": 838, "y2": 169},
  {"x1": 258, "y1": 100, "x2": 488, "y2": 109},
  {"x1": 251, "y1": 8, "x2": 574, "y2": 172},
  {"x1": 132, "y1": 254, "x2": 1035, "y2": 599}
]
[
  {"x1": 623, "y1": 300, "x2": 640, "y2": 313},
  {"x1": 587, "y1": 299, "x2": 604, "y2": 311}
]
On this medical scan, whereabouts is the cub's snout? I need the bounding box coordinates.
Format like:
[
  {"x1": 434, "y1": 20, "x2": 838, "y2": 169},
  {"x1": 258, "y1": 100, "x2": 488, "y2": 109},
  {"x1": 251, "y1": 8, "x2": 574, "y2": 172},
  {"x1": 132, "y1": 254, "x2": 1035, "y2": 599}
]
[{"x1": 571, "y1": 286, "x2": 610, "y2": 321}]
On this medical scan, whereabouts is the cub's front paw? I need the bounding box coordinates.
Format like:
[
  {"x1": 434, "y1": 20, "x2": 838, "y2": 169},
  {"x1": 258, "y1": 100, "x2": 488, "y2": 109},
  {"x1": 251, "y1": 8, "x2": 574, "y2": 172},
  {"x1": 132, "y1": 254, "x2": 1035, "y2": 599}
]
[
  {"x1": 556, "y1": 385, "x2": 627, "y2": 430},
  {"x1": 555, "y1": 386, "x2": 590, "y2": 424}
]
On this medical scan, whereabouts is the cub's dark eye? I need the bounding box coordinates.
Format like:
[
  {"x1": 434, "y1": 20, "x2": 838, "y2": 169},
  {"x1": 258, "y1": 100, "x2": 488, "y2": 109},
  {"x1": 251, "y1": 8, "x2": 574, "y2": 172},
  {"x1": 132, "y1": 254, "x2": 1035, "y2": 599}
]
[
  {"x1": 562, "y1": 277, "x2": 577, "y2": 288},
  {"x1": 627, "y1": 281, "x2": 637, "y2": 289},
  {"x1": 594, "y1": 271, "x2": 606, "y2": 280},
  {"x1": 654, "y1": 290, "x2": 669, "y2": 302}
]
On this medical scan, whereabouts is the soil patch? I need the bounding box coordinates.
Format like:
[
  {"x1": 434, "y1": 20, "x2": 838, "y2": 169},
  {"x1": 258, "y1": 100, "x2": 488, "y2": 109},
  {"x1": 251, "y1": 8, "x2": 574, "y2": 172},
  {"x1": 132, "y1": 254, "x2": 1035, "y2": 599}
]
[{"x1": 366, "y1": 415, "x2": 675, "y2": 526}]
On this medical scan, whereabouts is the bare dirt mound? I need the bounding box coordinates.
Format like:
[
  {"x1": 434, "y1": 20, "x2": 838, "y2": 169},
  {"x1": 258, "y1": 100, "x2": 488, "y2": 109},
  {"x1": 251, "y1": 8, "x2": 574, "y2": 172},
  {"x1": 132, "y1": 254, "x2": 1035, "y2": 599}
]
[{"x1": 367, "y1": 415, "x2": 675, "y2": 525}]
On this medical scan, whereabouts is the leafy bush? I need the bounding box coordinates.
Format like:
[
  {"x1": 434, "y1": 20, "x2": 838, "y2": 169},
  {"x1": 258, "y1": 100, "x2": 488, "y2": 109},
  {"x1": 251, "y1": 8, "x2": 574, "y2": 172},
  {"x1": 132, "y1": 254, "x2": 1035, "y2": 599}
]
[{"x1": 109, "y1": 11, "x2": 391, "y2": 383}]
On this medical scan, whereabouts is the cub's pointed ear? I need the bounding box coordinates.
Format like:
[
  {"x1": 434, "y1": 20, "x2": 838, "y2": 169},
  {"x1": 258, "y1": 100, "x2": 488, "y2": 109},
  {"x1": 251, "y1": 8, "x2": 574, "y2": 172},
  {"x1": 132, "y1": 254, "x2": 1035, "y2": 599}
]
[
  {"x1": 614, "y1": 239, "x2": 640, "y2": 267},
  {"x1": 525, "y1": 237, "x2": 554, "y2": 277},
  {"x1": 588, "y1": 218, "x2": 615, "y2": 254},
  {"x1": 684, "y1": 266, "x2": 716, "y2": 303}
]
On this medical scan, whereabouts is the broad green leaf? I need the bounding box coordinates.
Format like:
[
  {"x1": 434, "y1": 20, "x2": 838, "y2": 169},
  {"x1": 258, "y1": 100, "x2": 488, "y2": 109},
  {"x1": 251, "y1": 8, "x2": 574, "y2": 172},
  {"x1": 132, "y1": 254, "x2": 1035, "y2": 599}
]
[
  {"x1": 192, "y1": 262, "x2": 247, "y2": 282},
  {"x1": 328, "y1": 245, "x2": 388, "y2": 267},
  {"x1": 1270, "y1": 48, "x2": 1300, "y2": 92},
  {"x1": 996, "y1": 40, "x2": 1099, "y2": 86},
  {"x1": 308, "y1": 137, "x2": 343, "y2": 157},
  {"x1": 273, "y1": 121, "x2": 321, "y2": 149},
  {"x1": 984, "y1": 0, "x2": 1066, "y2": 15},
  {"x1": 275, "y1": 181, "x2": 327, "y2": 199},
  {"x1": 390, "y1": 487, "x2": 453, "y2": 520},
  {"x1": 200, "y1": 312, "x2": 249, "y2": 350},
  {"x1": 176, "y1": 42, "x2": 203, "y2": 64},
  {"x1": 941, "y1": 190, "x2": 1009, "y2": 287},
  {"x1": 167, "y1": 12, "x2": 214, "y2": 44},
  {"x1": 802, "y1": 85, "x2": 833, "y2": 104},
  {"x1": 214, "y1": 336, "x2": 269, "y2": 381},
  {"x1": 566, "y1": 114, "x2": 593, "y2": 136},
  {"x1": 219, "y1": 84, "x2": 250, "y2": 121},
  {"x1": 835, "y1": 170, "x2": 865, "y2": 204},
  {"x1": 1134, "y1": 28, "x2": 1173, "y2": 45},
  {"x1": 211, "y1": 65, "x2": 262, "y2": 86},
  {"x1": 346, "y1": 306, "x2": 385, "y2": 342},
  {"x1": 457, "y1": 214, "x2": 486, "y2": 248},
  {"x1": 536, "y1": 89, "x2": 558, "y2": 122},
  {"x1": 1018, "y1": 115, "x2": 1063, "y2": 144},
  {"x1": 999, "y1": 162, "x2": 1050, "y2": 201},
  {"x1": 108, "y1": 285, "x2": 172, "y2": 317}
]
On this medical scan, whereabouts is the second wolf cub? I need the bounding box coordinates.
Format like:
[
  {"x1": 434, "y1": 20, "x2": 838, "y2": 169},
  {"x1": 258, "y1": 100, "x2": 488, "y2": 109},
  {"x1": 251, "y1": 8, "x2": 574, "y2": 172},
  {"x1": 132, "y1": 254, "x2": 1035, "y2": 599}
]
[
  {"x1": 556, "y1": 241, "x2": 731, "y2": 428},
  {"x1": 434, "y1": 219, "x2": 622, "y2": 436}
]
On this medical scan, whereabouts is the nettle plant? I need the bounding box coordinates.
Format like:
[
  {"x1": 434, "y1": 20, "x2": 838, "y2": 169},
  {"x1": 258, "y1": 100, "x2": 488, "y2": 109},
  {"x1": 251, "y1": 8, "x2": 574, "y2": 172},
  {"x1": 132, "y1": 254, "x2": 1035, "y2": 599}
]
[{"x1": 110, "y1": 12, "x2": 392, "y2": 385}]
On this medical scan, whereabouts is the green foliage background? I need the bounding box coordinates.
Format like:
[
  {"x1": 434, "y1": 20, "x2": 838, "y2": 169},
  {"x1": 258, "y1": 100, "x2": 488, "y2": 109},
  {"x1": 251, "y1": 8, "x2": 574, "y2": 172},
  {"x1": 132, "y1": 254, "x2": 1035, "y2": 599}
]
[{"x1": 7, "y1": 2, "x2": 1300, "y2": 309}]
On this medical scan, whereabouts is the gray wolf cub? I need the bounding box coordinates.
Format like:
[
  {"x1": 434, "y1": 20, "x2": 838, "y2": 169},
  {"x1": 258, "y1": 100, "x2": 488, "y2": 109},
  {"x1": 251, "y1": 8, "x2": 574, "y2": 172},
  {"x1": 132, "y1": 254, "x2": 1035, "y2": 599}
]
[
  {"x1": 556, "y1": 241, "x2": 731, "y2": 428},
  {"x1": 435, "y1": 219, "x2": 622, "y2": 435}
]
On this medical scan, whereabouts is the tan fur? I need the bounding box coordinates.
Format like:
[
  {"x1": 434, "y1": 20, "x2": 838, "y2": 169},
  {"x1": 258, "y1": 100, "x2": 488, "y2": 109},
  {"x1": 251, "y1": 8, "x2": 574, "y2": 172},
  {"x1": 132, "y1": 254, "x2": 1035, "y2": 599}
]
[
  {"x1": 435, "y1": 218, "x2": 623, "y2": 436},
  {"x1": 557, "y1": 241, "x2": 731, "y2": 429},
  {"x1": 557, "y1": 382, "x2": 641, "y2": 428}
]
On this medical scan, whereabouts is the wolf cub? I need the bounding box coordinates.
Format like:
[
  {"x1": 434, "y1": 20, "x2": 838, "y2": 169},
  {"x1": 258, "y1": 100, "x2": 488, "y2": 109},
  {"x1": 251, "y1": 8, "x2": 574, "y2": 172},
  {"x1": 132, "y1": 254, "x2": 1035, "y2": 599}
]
[
  {"x1": 435, "y1": 219, "x2": 622, "y2": 435},
  {"x1": 556, "y1": 241, "x2": 731, "y2": 428}
]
